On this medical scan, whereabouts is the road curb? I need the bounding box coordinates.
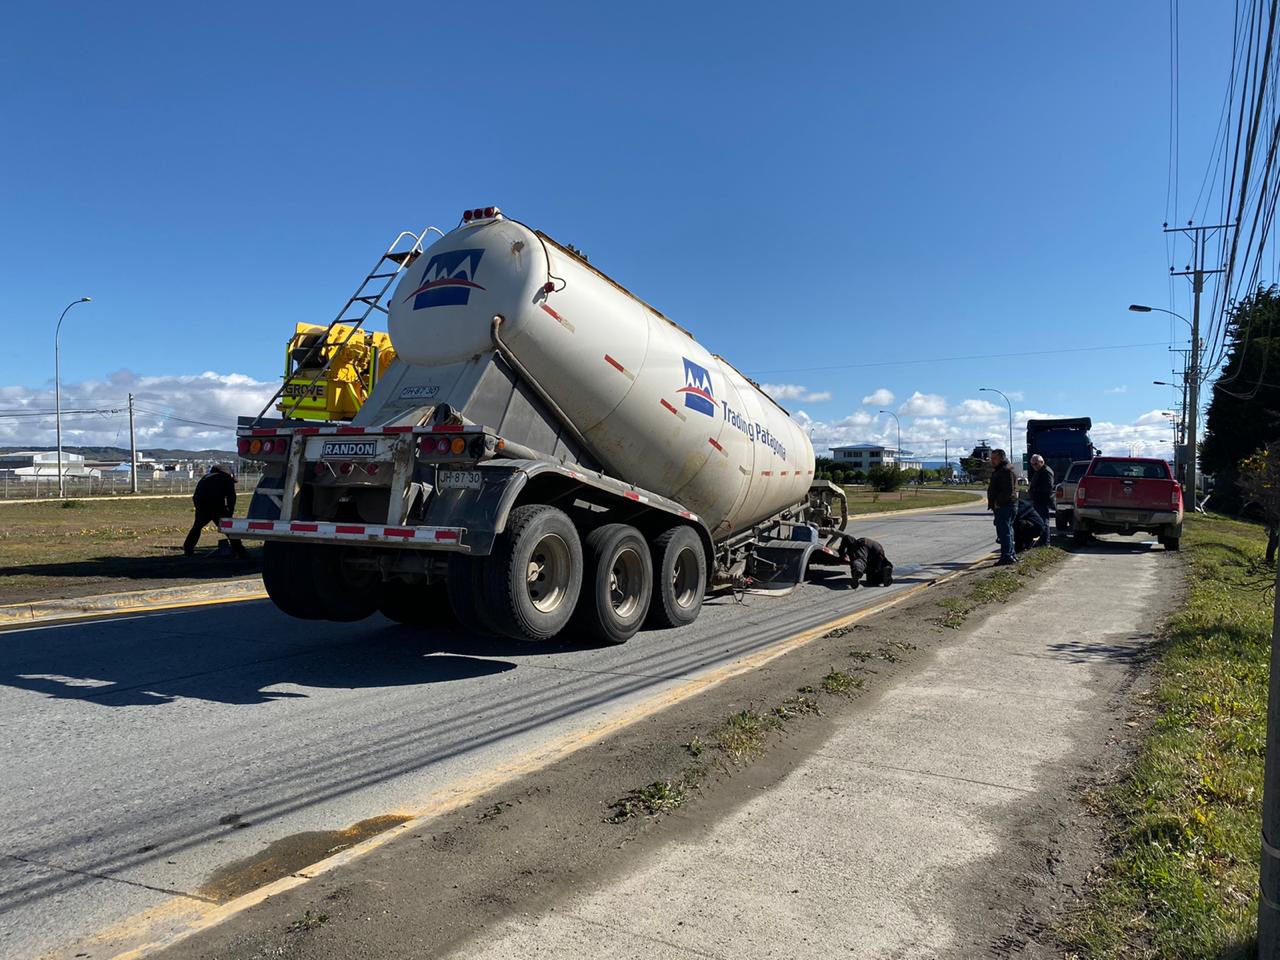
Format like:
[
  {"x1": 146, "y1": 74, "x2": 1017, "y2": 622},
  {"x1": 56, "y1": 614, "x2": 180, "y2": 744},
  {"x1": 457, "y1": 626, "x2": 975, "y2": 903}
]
[
  {"x1": 0, "y1": 577, "x2": 267, "y2": 629},
  {"x1": 849, "y1": 492, "x2": 985, "y2": 521}
]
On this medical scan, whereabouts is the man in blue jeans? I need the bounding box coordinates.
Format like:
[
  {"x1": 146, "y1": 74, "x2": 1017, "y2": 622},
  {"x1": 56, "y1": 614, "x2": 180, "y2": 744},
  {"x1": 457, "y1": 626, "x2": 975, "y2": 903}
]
[{"x1": 986, "y1": 448, "x2": 1018, "y2": 565}]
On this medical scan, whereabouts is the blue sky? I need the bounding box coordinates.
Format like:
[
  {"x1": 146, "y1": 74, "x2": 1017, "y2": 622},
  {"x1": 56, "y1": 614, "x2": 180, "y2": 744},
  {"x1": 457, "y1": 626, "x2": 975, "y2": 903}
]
[{"x1": 0, "y1": 2, "x2": 1232, "y2": 455}]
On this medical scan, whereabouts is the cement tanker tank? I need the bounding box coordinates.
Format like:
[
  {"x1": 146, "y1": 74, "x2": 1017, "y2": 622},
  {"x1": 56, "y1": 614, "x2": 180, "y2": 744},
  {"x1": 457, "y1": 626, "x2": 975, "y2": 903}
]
[
  {"x1": 232, "y1": 208, "x2": 846, "y2": 646},
  {"x1": 386, "y1": 214, "x2": 814, "y2": 541}
]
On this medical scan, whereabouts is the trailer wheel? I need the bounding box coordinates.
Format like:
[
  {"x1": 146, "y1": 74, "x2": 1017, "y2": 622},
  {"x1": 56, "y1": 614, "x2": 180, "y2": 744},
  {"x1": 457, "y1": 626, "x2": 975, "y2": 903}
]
[
  {"x1": 646, "y1": 526, "x2": 706, "y2": 629},
  {"x1": 262, "y1": 541, "x2": 323, "y2": 620},
  {"x1": 446, "y1": 555, "x2": 499, "y2": 637},
  {"x1": 574, "y1": 524, "x2": 653, "y2": 645},
  {"x1": 485, "y1": 505, "x2": 582, "y2": 642},
  {"x1": 380, "y1": 580, "x2": 453, "y2": 628},
  {"x1": 307, "y1": 546, "x2": 382, "y2": 622}
]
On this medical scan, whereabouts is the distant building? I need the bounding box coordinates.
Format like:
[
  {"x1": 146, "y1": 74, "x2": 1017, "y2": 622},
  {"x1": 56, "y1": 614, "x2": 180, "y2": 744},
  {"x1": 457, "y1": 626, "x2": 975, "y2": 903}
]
[
  {"x1": 0, "y1": 450, "x2": 100, "y2": 481},
  {"x1": 828, "y1": 444, "x2": 923, "y2": 472}
]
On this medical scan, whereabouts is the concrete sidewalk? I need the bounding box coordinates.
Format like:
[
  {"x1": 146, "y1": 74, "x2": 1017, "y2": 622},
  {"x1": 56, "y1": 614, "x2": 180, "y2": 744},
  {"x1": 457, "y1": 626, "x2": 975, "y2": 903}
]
[{"x1": 448, "y1": 546, "x2": 1174, "y2": 959}]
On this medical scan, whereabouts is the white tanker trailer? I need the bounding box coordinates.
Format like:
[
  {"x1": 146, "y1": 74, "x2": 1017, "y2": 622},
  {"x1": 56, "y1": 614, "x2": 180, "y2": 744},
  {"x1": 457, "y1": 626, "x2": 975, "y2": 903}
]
[{"x1": 227, "y1": 207, "x2": 849, "y2": 644}]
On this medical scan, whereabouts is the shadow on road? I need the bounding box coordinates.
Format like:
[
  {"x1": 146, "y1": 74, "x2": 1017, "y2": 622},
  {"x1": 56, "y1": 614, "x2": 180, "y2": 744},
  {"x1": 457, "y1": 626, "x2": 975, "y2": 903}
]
[
  {"x1": 0, "y1": 550, "x2": 263, "y2": 586},
  {"x1": 0, "y1": 618, "x2": 514, "y2": 707}
]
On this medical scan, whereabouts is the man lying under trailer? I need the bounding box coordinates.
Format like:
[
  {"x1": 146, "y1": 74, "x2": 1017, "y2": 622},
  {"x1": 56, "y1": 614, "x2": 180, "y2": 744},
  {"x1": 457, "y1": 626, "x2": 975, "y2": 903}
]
[{"x1": 839, "y1": 535, "x2": 894, "y2": 589}]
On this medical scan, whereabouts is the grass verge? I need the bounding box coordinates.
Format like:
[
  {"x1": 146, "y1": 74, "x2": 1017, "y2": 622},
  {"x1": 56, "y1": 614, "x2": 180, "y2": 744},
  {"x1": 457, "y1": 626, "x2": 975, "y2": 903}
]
[
  {"x1": 1063, "y1": 514, "x2": 1268, "y2": 959},
  {"x1": 933, "y1": 546, "x2": 1065, "y2": 628},
  {"x1": 839, "y1": 486, "x2": 979, "y2": 516}
]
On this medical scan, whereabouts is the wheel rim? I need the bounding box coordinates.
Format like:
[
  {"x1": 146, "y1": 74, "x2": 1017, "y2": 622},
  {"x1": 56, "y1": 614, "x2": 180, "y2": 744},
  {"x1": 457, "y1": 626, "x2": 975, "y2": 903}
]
[
  {"x1": 670, "y1": 545, "x2": 701, "y2": 609},
  {"x1": 609, "y1": 546, "x2": 645, "y2": 619},
  {"x1": 526, "y1": 533, "x2": 571, "y2": 613}
]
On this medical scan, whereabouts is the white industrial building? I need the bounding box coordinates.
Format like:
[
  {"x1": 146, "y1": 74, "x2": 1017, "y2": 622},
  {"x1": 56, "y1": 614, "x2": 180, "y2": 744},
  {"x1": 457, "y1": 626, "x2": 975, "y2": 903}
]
[
  {"x1": 0, "y1": 450, "x2": 100, "y2": 481},
  {"x1": 828, "y1": 443, "x2": 923, "y2": 472}
]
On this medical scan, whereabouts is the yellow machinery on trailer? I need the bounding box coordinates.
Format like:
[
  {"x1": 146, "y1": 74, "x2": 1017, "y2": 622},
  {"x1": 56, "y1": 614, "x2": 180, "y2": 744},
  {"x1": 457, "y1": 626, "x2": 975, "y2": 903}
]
[{"x1": 276, "y1": 322, "x2": 397, "y2": 421}]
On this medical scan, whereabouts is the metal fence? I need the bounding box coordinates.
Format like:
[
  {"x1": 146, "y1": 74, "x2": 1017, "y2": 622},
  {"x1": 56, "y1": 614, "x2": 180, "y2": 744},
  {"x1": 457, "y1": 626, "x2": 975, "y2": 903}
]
[{"x1": 0, "y1": 471, "x2": 267, "y2": 501}]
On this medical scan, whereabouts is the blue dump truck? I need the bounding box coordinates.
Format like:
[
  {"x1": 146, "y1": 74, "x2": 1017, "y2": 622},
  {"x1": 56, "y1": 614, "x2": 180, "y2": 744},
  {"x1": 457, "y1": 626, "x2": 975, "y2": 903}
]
[{"x1": 1025, "y1": 418, "x2": 1097, "y2": 480}]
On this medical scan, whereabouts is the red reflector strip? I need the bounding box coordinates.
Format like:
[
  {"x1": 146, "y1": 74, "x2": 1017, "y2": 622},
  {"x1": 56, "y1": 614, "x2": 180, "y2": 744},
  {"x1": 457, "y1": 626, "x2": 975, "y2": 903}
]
[
  {"x1": 761, "y1": 471, "x2": 772, "y2": 476},
  {"x1": 336, "y1": 426, "x2": 364, "y2": 434},
  {"x1": 384, "y1": 425, "x2": 413, "y2": 433},
  {"x1": 295, "y1": 427, "x2": 320, "y2": 435},
  {"x1": 384, "y1": 527, "x2": 416, "y2": 538},
  {"x1": 623, "y1": 491, "x2": 641, "y2": 501},
  {"x1": 334, "y1": 525, "x2": 365, "y2": 535},
  {"x1": 290, "y1": 522, "x2": 319, "y2": 532},
  {"x1": 708, "y1": 437, "x2": 725, "y2": 453},
  {"x1": 434, "y1": 530, "x2": 460, "y2": 541},
  {"x1": 247, "y1": 520, "x2": 274, "y2": 531},
  {"x1": 251, "y1": 428, "x2": 277, "y2": 437},
  {"x1": 604, "y1": 354, "x2": 625, "y2": 373},
  {"x1": 660, "y1": 399, "x2": 679, "y2": 415},
  {"x1": 540, "y1": 303, "x2": 575, "y2": 331},
  {"x1": 431, "y1": 424, "x2": 465, "y2": 433}
]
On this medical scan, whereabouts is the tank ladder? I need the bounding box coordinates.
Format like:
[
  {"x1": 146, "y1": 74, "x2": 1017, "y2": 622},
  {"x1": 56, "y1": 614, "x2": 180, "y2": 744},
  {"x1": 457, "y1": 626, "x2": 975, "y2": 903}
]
[{"x1": 251, "y1": 226, "x2": 444, "y2": 426}]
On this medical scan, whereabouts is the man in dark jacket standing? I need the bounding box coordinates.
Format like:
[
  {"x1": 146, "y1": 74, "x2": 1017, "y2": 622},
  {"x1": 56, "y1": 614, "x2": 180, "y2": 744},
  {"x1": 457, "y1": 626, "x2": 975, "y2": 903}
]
[
  {"x1": 1027, "y1": 453, "x2": 1055, "y2": 535},
  {"x1": 986, "y1": 449, "x2": 1018, "y2": 565},
  {"x1": 183, "y1": 465, "x2": 245, "y2": 557}
]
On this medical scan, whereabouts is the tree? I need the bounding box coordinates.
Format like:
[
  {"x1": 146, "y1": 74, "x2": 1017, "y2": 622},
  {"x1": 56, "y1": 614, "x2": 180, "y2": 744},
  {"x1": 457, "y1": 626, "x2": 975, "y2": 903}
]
[
  {"x1": 867, "y1": 465, "x2": 905, "y2": 492},
  {"x1": 1237, "y1": 442, "x2": 1280, "y2": 564},
  {"x1": 850, "y1": 469, "x2": 866, "y2": 484},
  {"x1": 1202, "y1": 286, "x2": 1280, "y2": 511}
]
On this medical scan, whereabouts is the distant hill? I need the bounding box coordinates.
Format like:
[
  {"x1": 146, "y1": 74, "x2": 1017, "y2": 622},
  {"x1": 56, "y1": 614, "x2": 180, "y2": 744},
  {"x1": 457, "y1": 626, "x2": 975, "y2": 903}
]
[{"x1": 0, "y1": 445, "x2": 235, "y2": 460}]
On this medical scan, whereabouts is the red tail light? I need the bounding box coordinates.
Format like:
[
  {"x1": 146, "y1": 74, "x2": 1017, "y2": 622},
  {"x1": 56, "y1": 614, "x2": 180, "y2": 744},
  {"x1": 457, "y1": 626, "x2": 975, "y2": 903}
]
[
  {"x1": 1075, "y1": 483, "x2": 1086, "y2": 505},
  {"x1": 1172, "y1": 485, "x2": 1182, "y2": 509},
  {"x1": 1054, "y1": 484, "x2": 1064, "y2": 502},
  {"x1": 238, "y1": 438, "x2": 250, "y2": 455},
  {"x1": 339, "y1": 462, "x2": 353, "y2": 475},
  {"x1": 462, "y1": 209, "x2": 474, "y2": 222}
]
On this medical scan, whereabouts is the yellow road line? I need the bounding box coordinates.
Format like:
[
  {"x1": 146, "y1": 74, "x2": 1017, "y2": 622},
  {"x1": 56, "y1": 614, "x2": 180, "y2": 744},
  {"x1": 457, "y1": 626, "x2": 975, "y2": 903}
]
[
  {"x1": 64, "y1": 556, "x2": 991, "y2": 960},
  {"x1": 2, "y1": 591, "x2": 268, "y2": 632}
]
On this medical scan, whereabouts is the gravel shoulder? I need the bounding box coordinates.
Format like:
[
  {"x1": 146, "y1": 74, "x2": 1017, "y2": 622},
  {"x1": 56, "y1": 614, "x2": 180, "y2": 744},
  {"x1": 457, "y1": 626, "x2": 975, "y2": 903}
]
[{"x1": 139, "y1": 537, "x2": 1177, "y2": 960}]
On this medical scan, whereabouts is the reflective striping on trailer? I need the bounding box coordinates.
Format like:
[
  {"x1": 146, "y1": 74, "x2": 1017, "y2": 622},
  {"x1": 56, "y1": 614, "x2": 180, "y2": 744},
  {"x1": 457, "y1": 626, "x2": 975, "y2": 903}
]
[
  {"x1": 540, "y1": 302, "x2": 575, "y2": 331},
  {"x1": 219, "y1": 518, "x2": 464, "y2": 544},
  {"x1": 761, "y1": 471, "x2": 772, "y2": 477},
  {"x1": 708, "y1": 437, "x2": 725, "y2": 453},
  {"x1": 623, "y1": 491, "x2": 641, "y2": 501},
  {"x1": 604, "y1": 354, "x2": 626, "y2": 374},
  {"x1": 429, "y1": 424, "x2": 465, "y2": 433}
]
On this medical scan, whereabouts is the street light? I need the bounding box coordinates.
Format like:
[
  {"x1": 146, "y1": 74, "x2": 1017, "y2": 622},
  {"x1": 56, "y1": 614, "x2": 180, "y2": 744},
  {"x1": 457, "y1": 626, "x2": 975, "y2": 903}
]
[
  {"x1": 1133, "y1": 303, "x2": 1199, "y2": 499},
  {"x1": 978, "y1": 387, "x2": 1014, "y2": 467},
  {"x1": 878, "y1": 409, "x2": 902, "y2": 470},
  {"x1": 55, "y1": 297, "x2": 92, "y2": 499},
  {"x1": 1129, "y1": 303, "x2": 1192, "y2": 329}
]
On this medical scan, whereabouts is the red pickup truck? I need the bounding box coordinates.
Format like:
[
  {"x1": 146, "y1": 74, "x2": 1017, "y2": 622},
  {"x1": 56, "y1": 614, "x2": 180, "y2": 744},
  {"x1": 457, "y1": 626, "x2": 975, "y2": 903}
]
[{"x1": 1073, "y1": 456, "x2": 1183, "y2": 550}]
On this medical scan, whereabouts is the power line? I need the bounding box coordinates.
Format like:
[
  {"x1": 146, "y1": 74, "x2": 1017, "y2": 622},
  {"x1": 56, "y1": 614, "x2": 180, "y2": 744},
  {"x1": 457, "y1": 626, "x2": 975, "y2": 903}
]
[{"x1": 748, "y1": 342, "x2": 1169, "y2": 377}]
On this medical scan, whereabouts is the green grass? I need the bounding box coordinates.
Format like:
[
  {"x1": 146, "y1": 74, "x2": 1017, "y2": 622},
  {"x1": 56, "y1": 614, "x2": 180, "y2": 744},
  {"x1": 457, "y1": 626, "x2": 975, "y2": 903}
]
[
  {"x1": 0, "y1": 497, "x2": 260, "y2": 603},
  {"x1": 1064, "y1": 514, "x2": 1269, "y2": 960},
  {"x1": 821, "y1": 669, "x2": 864, "y2": 696},
  {"x1": 839, "y1": 486, "x2": 980, "y2": 516},
  {"x1": 933, "y1": 547, "x2": 1065, "y2": 628}
]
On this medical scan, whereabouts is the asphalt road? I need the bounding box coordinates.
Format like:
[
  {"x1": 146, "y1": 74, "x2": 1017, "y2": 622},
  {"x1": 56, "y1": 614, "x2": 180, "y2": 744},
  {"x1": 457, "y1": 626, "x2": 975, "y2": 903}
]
[{"x1": 0, "y1": 505, "x2": 995, "y2": 960}]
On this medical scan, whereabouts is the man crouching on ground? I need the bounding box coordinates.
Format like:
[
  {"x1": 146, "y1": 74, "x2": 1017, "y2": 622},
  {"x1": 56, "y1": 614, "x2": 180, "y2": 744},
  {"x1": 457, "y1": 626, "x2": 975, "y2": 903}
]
[
  {"x1": 183, "y1": 464, "x2": 246, "y2": 558},
  {"x1": 839, "y1": 534, "x2": 894, "y2": 588},
  {"x1": 987, "y1": 449, "x2": 1018, "y2": 565}
]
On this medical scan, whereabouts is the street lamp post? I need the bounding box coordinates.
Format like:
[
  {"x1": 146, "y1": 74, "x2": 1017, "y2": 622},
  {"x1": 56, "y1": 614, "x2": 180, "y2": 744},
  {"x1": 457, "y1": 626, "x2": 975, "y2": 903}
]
[
  {"x1": 55, "y1": 297, "x2": 92, "y2": 499},
  {"x1": 978, "y1": 387, "x2": 1014, "y2": 469},
  {"x1": 1131, "y1": 303, "x2": 1198, "y2": 499},
  {"x1": 878, "y1": 409, "x2": 902, "y2": 471}
]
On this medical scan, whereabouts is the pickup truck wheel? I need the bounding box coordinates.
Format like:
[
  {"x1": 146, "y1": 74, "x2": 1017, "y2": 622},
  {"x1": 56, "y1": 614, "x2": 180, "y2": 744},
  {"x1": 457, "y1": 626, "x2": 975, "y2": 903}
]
[
  {"x1": 575, "y1": 524, "x2": 653, "y2": 645},
  {"x1": 380, "y1": 580, "x2": 453, "y2": 628},
  {"x1": 1055, "y1": 512, "x2": 1070, "y2": 531},
  {"x1": 262, "y1": 541, "x2": 323, "y2": 620},
  {"x1": 485, "y1": 505, "x2": 582, "y2": 642},
  {"x1": 1072, "y1": 524, "x2": 1091, "y2": 547},
  {"x1": 1160, "y1": 535, "x2": 1182, "y2": 552},
  {"x1": 646, "y1": 526, "x2": 706, "y2": 629}
]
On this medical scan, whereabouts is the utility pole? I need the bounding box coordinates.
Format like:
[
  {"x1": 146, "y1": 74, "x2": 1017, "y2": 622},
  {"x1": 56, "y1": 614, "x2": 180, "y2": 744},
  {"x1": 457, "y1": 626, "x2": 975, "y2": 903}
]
[
  {"x1": 128, "y1": 393, "x2": 138, "y2": 494},
  {"x1": 944, "y1": 438, "x2": 950, "y2": 478},
  {"x1": 1164, "y1": 221, "x2": 1227, "y2": 506}
]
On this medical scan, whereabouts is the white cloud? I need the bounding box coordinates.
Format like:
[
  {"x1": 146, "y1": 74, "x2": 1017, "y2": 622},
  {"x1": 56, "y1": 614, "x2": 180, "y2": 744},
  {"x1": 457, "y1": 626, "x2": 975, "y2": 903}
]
[
  {"x1": 1105, "y1": 385, "x2": 1128, "y2": 394},
  {"x1": 1135, "y1": 408, "x2": 1176, "y2": 426},
  {"x1": 0, "y1": 369, "x2": 276, "y2": 452},
  {"x1": 898, "y1": 391, "x2": 948, "y2": 416},
  {"x1": 760, "y1": 383, "x2": 832, "y2": 403},
  {"x1": 951, "y1": 398, "x2": 1003, "y2": 423},
  {"x1": 861, "y1": 388, "x2": 894, "y2": 406}
]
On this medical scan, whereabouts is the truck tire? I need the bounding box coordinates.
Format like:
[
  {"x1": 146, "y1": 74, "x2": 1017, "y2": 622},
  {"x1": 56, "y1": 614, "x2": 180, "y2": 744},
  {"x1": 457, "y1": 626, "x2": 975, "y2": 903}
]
[
  {"x1": 262, "y1": 541, "x2": 323, "y2": 620},
  {"x1": 1072, "y1": 521, "x2": 1091, "y2": 547},
  {"x1": 444, "y1": 555, "x2": 499, "y2": 636},
  {"x1": 484, "y1": 505, "x2": 583, "y2": 642},
  {"x1": 646, "y1": 526, "x2": 706, "y2": 629},
  {"x1": 307, "y1": 545, "x2": 382, "y2": 622},
  {"x1": 1055, "y1": 512, "x2": 1070, "y2": 531},
  {"x1": 1160, "y1": 533, "x2": 1182, "y2": 552},
  {"x1": 574, "y1": 524, "x2": 653, "y2": 645},
  {"x1": 380, "y1": 579, "x2": 453, "y2": 628}
]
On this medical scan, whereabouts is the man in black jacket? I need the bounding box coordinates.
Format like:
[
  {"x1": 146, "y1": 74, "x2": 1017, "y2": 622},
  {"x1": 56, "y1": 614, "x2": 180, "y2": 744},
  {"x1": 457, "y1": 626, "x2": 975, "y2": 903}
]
[
  {"x1": 183, "y1": 465, "x2": 245, "y2": 557},
  {"x1": 986, "y1": 449, "x2": 1018, "y2": 565},
  {"x1": 1027, "y1": 454, "x2": 1055, "y2": 535},
  {"x1": 839, "y1": 534, "x2": 894, "y2": 588}
]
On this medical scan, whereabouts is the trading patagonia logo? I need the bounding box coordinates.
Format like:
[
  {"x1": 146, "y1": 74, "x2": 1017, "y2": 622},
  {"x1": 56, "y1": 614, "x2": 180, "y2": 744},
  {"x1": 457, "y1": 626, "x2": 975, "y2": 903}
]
[
  {"x1": 677, "y1": 358, "x2": 715, "y2": 417},
  {"x1": 403, "y1": 249, "x2": 486, "y2": 310}
]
